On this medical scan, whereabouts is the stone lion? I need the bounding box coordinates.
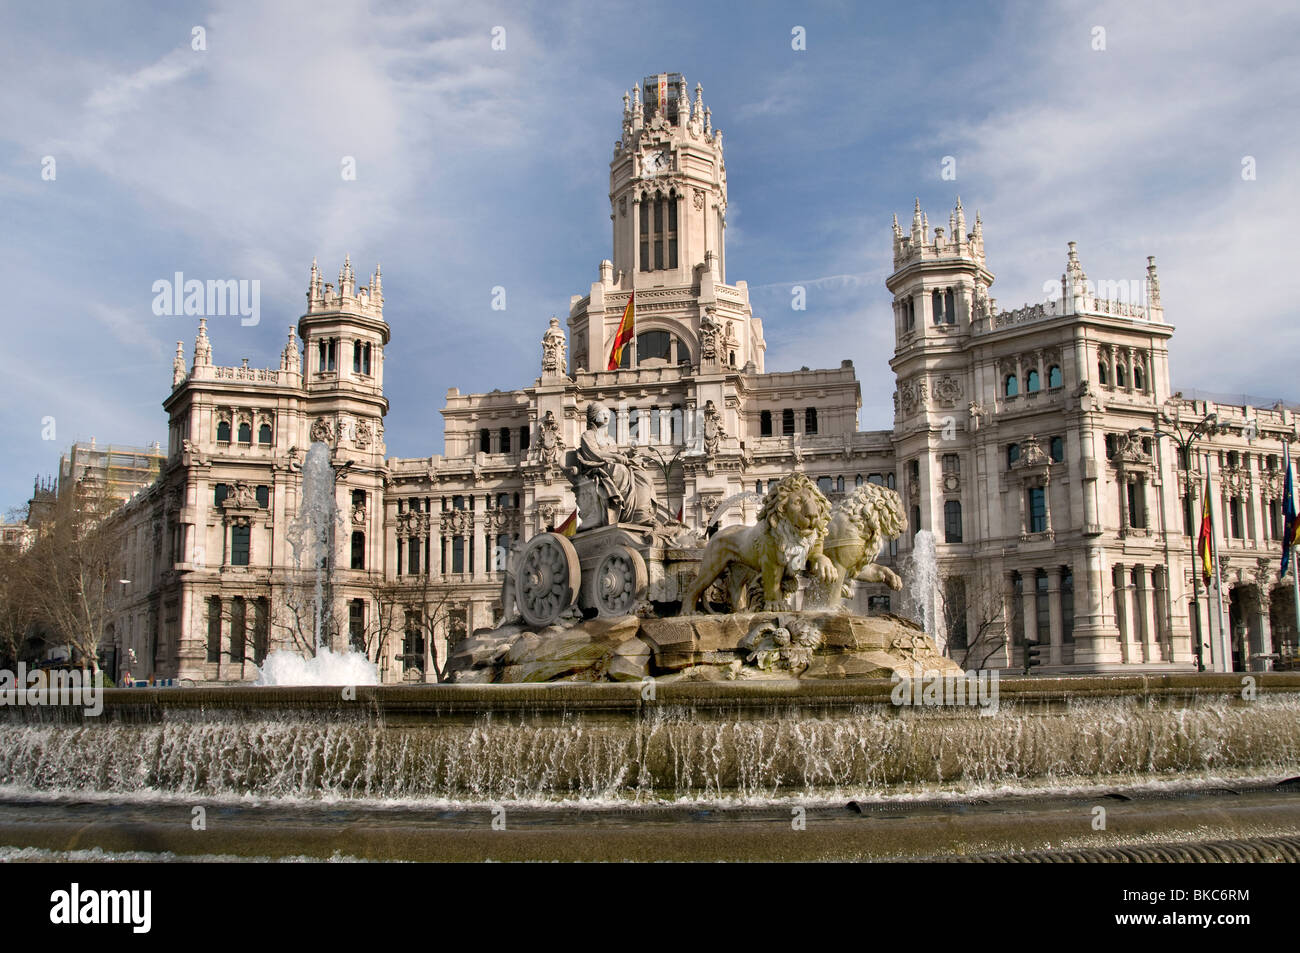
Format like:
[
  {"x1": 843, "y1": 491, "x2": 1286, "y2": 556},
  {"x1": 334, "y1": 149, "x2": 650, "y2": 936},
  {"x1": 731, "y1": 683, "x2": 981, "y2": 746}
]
[
  {"x1": 809, "y1": 482, "x2": 906, "y2": 609},
  {"x1": 680, "y1": 473, "x2": 835, "y2": 614}
]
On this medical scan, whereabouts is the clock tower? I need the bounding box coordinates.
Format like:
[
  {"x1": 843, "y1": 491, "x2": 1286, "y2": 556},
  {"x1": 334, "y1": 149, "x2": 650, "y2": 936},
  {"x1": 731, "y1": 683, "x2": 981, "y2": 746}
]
[
  {"x1": 608, "y1": 72, "x2": 728, "y2": 288},
  {"x1": 569, "y1": 73, "x2": 757, "y2": 375}
]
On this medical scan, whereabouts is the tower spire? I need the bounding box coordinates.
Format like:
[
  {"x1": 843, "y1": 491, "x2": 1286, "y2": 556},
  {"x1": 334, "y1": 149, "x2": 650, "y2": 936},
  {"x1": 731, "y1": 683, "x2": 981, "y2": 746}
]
[
  {"x1": 173, "y1": 341, "x2": 186, "y2": 386},
  {"x1": 193, "y1": 317, "x2": 212, "y2": 367}
]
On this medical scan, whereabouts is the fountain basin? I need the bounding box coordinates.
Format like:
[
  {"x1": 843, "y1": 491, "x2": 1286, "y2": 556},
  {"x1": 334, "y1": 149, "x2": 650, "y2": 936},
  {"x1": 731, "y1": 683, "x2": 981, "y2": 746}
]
[{"x1": 1, "y1": 675, "x2": 1297, "y2": 804}]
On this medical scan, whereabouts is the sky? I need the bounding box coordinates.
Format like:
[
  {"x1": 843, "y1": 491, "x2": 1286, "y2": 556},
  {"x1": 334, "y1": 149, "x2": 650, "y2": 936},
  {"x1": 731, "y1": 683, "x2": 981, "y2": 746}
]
[{"x1": 1, "y1": 0, "x2": 1297, "y2": 513}]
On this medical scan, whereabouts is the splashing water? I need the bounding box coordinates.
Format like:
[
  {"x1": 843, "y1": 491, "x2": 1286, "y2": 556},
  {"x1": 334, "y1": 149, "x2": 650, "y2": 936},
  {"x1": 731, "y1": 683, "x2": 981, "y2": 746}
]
[
  {"x1": 904, "y1": 530, "x2": 945, "y2": 656},
  {"x1": 263, "y1": 441, "x2": 377, "y2": 686},
  {"x1": 256, "y1": 647, "x2": 377, "y2": 686}
]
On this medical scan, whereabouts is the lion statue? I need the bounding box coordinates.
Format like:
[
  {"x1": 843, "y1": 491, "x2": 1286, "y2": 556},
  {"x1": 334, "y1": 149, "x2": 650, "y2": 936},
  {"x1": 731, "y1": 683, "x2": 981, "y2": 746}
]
[
  {"x1": 808, "y1": 482, "x2": 907, "y2": 609},
  {"x1": 680, "y1": 473, "x2": 835, "y2": 614}
]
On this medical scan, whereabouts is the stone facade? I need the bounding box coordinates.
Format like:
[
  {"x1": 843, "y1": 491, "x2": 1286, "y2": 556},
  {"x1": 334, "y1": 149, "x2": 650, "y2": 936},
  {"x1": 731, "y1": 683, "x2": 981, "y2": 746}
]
[{"x1": 99, "y1": 72, "x2": 1298, "y2": 682}]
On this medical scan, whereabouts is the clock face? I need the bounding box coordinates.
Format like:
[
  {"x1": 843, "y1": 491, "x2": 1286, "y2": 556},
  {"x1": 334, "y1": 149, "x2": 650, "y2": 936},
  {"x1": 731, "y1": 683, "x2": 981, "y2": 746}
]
[{"x1": 642, "y1": 151, "x2": 670, "y2": 177}]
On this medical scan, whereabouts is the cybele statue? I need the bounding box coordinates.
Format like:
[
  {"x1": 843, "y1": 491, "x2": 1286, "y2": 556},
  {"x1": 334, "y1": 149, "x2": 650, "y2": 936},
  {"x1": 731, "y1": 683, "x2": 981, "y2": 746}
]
[{"x1": 450, "y1": 417, "x2": 960, "y2": 683}]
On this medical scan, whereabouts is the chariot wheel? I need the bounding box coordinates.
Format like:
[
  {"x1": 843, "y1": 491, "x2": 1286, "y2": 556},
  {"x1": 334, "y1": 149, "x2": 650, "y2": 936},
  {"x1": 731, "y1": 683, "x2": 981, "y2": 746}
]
[
  {"x1": 591, "y1": 545, "x2": 648, "y2": 617},
  {"x1": 516, "y1": 532, "x2": 581, "y2": 627}
]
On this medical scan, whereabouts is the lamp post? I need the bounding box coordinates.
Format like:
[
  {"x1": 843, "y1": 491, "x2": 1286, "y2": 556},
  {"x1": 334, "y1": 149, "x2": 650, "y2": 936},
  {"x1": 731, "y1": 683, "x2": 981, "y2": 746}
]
[
  {"x1": 1150, "y1": 399, "x2": 1221, "y2": 670},
  {"x1": 634, "y1": 443, "x2": 691, "y2": 522}
]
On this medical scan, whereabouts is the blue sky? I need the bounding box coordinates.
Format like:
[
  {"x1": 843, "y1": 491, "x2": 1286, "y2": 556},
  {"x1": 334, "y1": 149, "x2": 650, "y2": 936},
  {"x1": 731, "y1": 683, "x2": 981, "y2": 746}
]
[{"x1": 2, "y1": 0, "x2": 1297, "y2": 512}]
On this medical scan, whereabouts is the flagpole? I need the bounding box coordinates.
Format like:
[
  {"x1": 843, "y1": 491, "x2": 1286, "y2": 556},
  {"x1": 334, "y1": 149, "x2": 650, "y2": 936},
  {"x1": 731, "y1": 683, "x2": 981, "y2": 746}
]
[{"x1": 1205, "y1": 451, "x2": 1228, "y2": 672}]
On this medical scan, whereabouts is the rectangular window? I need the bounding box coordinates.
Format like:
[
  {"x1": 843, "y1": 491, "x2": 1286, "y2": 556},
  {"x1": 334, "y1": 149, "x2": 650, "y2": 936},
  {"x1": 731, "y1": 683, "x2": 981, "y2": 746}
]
[
  {"x1": 254, "y1": 598, "x2": 269, "y2": 664},
  {"x1": 351, "y1": 531, "x2": 365, "y2": 570},
  {"x1": 500, "y1": 427, "x2": 511, "y2": 453},
  {"x1": 408, "y1": 537, "x2": 420, "y2": 574},
  {"x1": 1035, "y1": 572, "x2": 1050, "y2": 645},
  {"x1": 942, "y1": 453, "x2": 960, "y2": 475},
  {"x1": 519, "y1": 426, "x2": 530, "y2": 451},
  {"x1": 944, "y1": 578, "x2": 968, "y2": 650},
  {"x1": 1028, "y1": 487, "x2": 1047, "y2": 533},
  {"x1": 639, "y1": 198, "x2": 649, "y2": 272},
  {"x1": 229, "y1": 597, "x2": 246, "y2": 663},
  {"x1": 760, "y1": 410, "x2": 772, "y2": 437},
  {"x1": 230, "y1": 525, "x2": 250, "y2": 566},
  {"x1": 1231, "y1": 497, "x2": 1243, "y2": 538},
  {"x1": 452, "y1": 536, "x2": 465, "y2": 573},
  {"x1": 1061, "y1": 568, "x2": 1075, "y2": 643},
  {"x1": 944, "y1": 500, "x2": 963, "y2": 543},
  {"x1": 782, "y1": 408, "x2": 795, "y2": 436},
  {"x1": 349, "y1": 599, "x2": 365, "y2": 653},
  {"x1": 207, "y1": 597, "x2": 222, "y2": 663},
  {"x1": 1011, "y1": 573, "x2": 1024, "y2": 646},
  {"x1": 805, "y1": 407, "x2": 818, "y2": 435}
]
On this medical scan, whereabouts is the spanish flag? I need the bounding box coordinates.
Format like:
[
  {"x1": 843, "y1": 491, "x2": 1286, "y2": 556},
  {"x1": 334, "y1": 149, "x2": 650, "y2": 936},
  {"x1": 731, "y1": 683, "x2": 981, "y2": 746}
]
[
  {"x1": 607, "y1": 292, "x2": 634, "y2": 370},
  {"x1": 557, "y1": 509, "x2": 578, "y2": 537},
  {"x1": 1197, "y1": 471, "x2": 1214, "y2": 588}
]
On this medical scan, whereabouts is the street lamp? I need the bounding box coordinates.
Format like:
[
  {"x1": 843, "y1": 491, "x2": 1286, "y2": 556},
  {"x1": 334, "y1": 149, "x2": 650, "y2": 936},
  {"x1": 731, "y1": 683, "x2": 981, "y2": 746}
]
[
  {"x1": 1144, "y1": 398, "x2": 1221, "y2": 670},
  {"x1": 633, "y1": 443, "x2": 692, "y2": 522}
]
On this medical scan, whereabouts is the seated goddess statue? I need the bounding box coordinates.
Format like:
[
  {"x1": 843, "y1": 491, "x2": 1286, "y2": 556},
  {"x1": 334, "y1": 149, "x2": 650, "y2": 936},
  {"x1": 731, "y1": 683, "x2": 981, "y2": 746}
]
[{"x1": 576, "y1": 401, "x2": 657, "y2": 524}]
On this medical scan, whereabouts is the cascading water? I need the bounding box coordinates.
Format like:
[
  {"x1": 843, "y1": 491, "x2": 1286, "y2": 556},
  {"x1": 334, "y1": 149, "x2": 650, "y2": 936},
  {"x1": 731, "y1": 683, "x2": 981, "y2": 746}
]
[
  {"x1": 903, "y1": 529, "x2": 945, "y2": 656},
  {"x1": 258, "y1": 441, "x2": 378, "y2": 686}
]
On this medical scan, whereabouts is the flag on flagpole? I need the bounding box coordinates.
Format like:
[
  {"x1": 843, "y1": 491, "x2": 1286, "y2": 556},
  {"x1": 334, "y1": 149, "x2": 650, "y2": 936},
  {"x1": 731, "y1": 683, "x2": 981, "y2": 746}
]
[
  {"x1": 1197, "y1": 470, "x2": 1214, "y2": 588},
  {"x1": 675, "y1": 504, "x2": 683, "y2": 523},
  {"x1": 557, "y1": 509, "x2": 578, "y2": 537},
  {"x1": 1282, "y1": 444, "x2": 1298, "y2": 577},
  {"x1": 607, "y1": 292, "x2": 635, "y2": 370}
]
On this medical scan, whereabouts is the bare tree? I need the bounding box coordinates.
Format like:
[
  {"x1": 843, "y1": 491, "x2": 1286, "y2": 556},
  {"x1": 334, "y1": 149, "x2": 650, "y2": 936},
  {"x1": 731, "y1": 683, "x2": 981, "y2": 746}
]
[
  {"x1": 0, "y1": 539, "x2": 36, "y2": 668},
  {"x1": 943, "y1": 576, "x2": 1009, "y2": 671},
  {"x1": 16, "y1": 478, "x2": 120, "y2": 674}
]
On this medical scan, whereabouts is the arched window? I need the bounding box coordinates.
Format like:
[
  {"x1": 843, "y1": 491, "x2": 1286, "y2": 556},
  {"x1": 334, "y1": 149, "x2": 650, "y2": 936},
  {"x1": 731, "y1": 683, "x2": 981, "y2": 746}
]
[
  {"x1": 237, "y1": 421, "x2": 252, "y2": 443},
  {"x1": 1007, "y1": 443, "x2": 1021, "y2": 469},
  {"x1": 1048, "y1": 365, "x2": 1063, "y2": 388},
  {"x1": 836, "y1": 476, "x2": 845, "y2": 493},
  {"x1": 1005, "y1": 374, "x2": 1019, "y2": 397},
  {"x1": 932, "y1": 290, "x2": 943, "y2": 325},
  {"x1": 636, "y1": 329, "x2": 671, "y2": 364},
  {"x1": 217, "y1": 420, "x2": 231, "y2": 442},
  {"x1": 1117, "y1": 364, "x2": 1128, "y2": 387},
  {"x1": 855, "y1": 474, "x2": 864, "y2": 488},
  {"x1": 1050, "y1": 436, "x2": 1064, "y2": 462},
  {"x1": 1098, "y1": 361, "x2": 1108, "y2": 386},
  {"x1": 944, "y1": 500, "x2": 962, "y2": 543},
  {"x1": 351, "y1": 531, "x2": 365, "y2": 570},
  {"x1": 638, "y1": 192, "x2": 678, "y2": 271},
  {"x1": 1026, "y1": 369, "x2": 1040, "y2": 392},
  {"x1": 1134, "y1": 366, "x2": 1145, "y2": 390},
  {"x1": 944, "y1": 288, "x2": 955, "y2": 324},
  {"x1": 258, "y1": 423, "x2": 273, "y2": 445}
]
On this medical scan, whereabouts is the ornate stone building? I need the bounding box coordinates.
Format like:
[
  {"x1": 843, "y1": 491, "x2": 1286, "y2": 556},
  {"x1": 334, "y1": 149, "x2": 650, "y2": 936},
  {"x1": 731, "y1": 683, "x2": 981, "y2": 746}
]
[{"x1": 99, "y1": 72, "x2": 1297, "y2": 682}]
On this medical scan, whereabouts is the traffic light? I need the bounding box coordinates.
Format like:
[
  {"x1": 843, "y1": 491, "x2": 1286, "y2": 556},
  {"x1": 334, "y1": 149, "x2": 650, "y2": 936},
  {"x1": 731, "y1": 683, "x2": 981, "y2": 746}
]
[{"x1": 1024, "y1": 640, "x2": 1046, "y2": 675}]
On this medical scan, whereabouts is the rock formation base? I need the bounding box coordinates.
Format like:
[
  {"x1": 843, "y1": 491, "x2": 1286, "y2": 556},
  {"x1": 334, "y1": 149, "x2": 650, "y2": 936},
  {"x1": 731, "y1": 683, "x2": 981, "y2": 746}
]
[{"x1": 448, "y1": 611, "x2": 964, "y2": 683}]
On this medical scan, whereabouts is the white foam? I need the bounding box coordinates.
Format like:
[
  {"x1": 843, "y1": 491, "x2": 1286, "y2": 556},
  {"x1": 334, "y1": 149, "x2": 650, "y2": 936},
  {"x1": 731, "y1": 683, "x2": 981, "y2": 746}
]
[{"x1": 255, "y1": 648, "x2": 379, "y2": 686}]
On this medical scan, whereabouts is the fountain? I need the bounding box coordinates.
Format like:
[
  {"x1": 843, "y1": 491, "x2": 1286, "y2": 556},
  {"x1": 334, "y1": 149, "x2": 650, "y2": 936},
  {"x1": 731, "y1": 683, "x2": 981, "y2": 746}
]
[
  {"x1": 902, "y1": 529, "x2": 945, "y2": 657},
  {"x1": 257, "y1": 442, "x2": 378, "y2": 686}
]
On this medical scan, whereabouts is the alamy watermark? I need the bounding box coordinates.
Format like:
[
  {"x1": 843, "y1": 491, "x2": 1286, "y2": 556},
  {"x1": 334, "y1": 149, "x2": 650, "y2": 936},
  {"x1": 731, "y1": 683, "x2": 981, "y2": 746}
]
[
  {"x1": 0, "y1": 663, "x2": 103, "y2": 716},
  {"x1": 152, "y1": 272, "x2": 260, "y2": 326},
  {"x1": 890, "y1": 669, "x2": 999, "y2": 715}
]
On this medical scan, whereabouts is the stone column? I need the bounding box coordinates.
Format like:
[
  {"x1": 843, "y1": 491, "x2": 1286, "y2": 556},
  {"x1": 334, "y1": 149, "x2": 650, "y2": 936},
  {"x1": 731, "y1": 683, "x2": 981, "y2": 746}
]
[
  {"x1": 1113, "y1": 562, "x2": 1130, "y2": 663},
  {"x1": 1021, "y1": 579, "x2": 1038, "y2": 666},
  {"x1": 1134, "y1": 567, "x2": 1152, "y2": 663},
  {"x1": 1252, "y1": 587, "x2": 1275, "y2": 672},
  {"x1": 1047, "y1": 567, "x2": 1064, "y2": 665}
]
